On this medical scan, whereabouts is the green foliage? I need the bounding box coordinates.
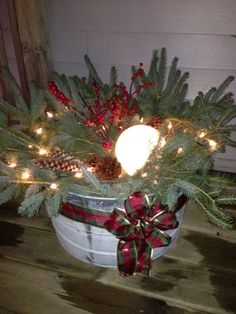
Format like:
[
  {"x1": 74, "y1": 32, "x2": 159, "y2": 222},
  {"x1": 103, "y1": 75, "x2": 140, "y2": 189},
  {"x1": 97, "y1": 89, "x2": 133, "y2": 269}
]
[
  {"x1": 0, "y1": 49, "x2": 236, "y2": 230},
  {"x1": 134, "y1": 48, "x2": 190, "y2": 118},
  {"x1": 18, "y1": 192, "x2": 45, "y2": 217}
]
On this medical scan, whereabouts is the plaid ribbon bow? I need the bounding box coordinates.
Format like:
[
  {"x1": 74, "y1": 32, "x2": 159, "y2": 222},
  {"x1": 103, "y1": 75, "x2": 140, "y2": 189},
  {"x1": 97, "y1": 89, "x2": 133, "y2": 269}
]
[{"x1": 104, "y1": 192, "x2": 180, "y2": 276}]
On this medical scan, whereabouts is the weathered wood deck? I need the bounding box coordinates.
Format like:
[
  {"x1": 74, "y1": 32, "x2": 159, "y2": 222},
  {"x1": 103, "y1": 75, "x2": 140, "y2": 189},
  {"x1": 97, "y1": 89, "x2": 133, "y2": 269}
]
[{"x1": 0, "y1": 201, "x2": 235, "y2": 314}]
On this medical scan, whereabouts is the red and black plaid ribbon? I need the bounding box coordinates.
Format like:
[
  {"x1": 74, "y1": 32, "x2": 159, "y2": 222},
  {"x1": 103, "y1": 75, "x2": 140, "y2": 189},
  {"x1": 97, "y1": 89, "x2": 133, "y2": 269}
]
[{"x1": 62, "y1": 192, "x2": 187, "y2": 276}]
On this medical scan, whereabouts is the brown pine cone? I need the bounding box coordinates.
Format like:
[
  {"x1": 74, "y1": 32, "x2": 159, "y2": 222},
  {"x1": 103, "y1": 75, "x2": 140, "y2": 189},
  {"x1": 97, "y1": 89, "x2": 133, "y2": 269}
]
[
  {"x1": 33, "y1": 158, "x2": 80, "y2": 173},
  {"x1": 146, "y1": 116, "x2": 163, "y2": 130},
  {"x1": 87, "y1": 154, "x2": 121, "y2": 180}
]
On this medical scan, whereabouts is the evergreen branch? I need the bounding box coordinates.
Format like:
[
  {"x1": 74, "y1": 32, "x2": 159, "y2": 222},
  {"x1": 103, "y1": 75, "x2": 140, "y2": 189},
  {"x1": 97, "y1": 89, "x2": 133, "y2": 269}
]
[
  {"x1": 0, "y1": 185, "x2": 16, "y2": 205},
  {"x1": 156, "y1": 48, "x2": 166, "y2": 92},
  {"x1": 110, "y1": 66, "x2": 118, "y2": 86},
  {"x1": 45, "y1": 191, "x2": 62, "y2": 217},
  {"x1": 84, "y1": 55, "x2": 103, "y2": 86},
  {"x1": 195, "y1": 198, "x2": 235, "y2": 230},
  {"x1": 216, "y1": 195, "x2": 236, "y2": 205},
  {"x1": 18, "y1": 192, "x2": 45, "y2": 217},
  {"x1": 0, "y1": 67, "x2": 28, "y2": 111},
  {"x1": 211, "y1": 76, "x2": 234, "y2": 103}
]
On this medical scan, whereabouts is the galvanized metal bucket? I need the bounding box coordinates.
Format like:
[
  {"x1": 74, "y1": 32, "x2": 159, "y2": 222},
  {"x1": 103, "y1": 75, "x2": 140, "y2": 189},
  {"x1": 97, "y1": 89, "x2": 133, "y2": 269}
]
[{"x1": 51, "y1": 193, "x2": 186, "y2": 267}]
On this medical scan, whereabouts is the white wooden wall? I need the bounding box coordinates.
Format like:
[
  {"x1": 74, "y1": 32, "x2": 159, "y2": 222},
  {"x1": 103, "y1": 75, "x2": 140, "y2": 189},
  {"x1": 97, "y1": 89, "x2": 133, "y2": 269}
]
[{"x1": 1, "y1": 0, "x2": 236, "y2": 172}]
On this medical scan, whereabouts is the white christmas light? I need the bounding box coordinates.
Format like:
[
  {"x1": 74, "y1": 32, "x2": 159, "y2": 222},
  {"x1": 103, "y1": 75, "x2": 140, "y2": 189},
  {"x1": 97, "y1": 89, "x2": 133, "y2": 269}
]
[
  {"x1": 38, "y1": 148, "x2": 48, "y2": 156},
  {"x1": 21, "y1": 170, "x2": 30, "y2": 180},
  {"x1": 74, "y1": 172, "x2": 83, "y2": 178},
  {"x1": 198, "y1": 131, "x2": 207, "y2": 138},
  {"x1": 9, "y1": 162, "x2": 17, "y2": 168},
  {"x1": 160, "y1": 137, "x2": 166, "y2": 148},
  {"x1": 208, "y1": 139, "x2": 217, "y2": 151},
  {"x1": 50, "y1": 183, "x2": 58, "y2": 190},
  {"x1": 35, "y1": 127, "x2": 43, "y2": 135},
  {"x1": 87, "y1": 167, "x2": 94, "y2": 172},
  {"x1": 177, "y1": 147, "x2": 183, "y2": 154},
  {"x1": 115, "y1": 125, "x2": 159, "y2": 176},
  {"x1": 47, "y1": 112, "x2": 54, "y2": 118},
  {"x1": 167, "y1": 122, "x2": 173, "y2": 131}
]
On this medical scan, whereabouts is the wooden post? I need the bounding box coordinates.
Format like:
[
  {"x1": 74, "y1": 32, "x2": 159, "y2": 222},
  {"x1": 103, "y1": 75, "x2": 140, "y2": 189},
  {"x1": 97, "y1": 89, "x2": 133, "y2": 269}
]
[
  {"x1": 0, "y1": 22, "x2": 9, "y2": 99},
  {"x1": 8, "y1": 0, "x2": 52, "y2": 96},
  {"x1": 0, "y1": 23, "x2": 8, "y2": 68}
]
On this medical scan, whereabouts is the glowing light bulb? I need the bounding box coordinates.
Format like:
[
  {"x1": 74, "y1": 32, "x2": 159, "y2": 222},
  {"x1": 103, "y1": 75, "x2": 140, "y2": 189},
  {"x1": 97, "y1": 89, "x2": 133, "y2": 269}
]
[
  {"x1": 87, "y1": 167, "x2": 94, "y2": 172},
  {"x1": 50, "y1": 183, "x2": 58, "y2": 190},
  {"x1": 197, "y1": 130, "x2": 207, "y2": 138},
  {"x1": 35, "y1": 127, "x2": 43, "y2": 135},
  {"x1": 167, "y1": 122, "x2": 173, "y2": 131},
  {"x1": 160, "y1": 137, "x2": 166, "y2": 148},
  {"x1": 208, "y1": 139, "x2": 217, "y2": 151},
  {"x1": 74, "y1": 172, "x2": 82, "y2": 178},
  {"x1": 9, "y1": 162, "x2": 17, "y2": 168},
  {"x1": 28, "y1": 145, "x2": 33, "y2": 148},
  {"x1": 38, "y1": 148, "x2": 48, "y2": 156},
  {"x1": 115, "y1": 125, "x2": 159, "y2": 176},
  {"x1": 21, "y1": 170, "x2": 30, "y2": 180},
  {"x1": 140, "y1": 117, "x2": 144, "y2": 123},
  {"x1": 177, "y1": 147, "x2": 183, "y2": 154},
  {"x1": 47, "y1": 112, "x2": 54, "y2": 118}
]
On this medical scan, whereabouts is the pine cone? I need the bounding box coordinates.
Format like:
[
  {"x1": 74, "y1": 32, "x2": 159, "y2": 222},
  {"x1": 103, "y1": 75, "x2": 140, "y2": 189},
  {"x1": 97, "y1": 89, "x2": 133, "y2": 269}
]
[
  {"x1": 146, "y1": 116, "x2": 163, "y2": 130},
  {"x1": 87, "y1": 154, "x2": 121, "y2": 180},
  {"x1": 50, "y1": 147, "x2": 74, "y2": 161},
  {"x1": 33, "y1": 158, "x2": 80, "y2": 173}
]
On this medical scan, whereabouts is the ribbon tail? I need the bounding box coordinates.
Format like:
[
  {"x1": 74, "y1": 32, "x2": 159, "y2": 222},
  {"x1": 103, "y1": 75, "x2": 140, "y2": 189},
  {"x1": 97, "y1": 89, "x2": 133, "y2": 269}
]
[
  {"x1": 117, "y1": 240, "x2": 137, "y2": 276},
  {"x1": 136, "y1": 240, "x2": 152, "y2": 276},
  {"x1": 117, "y1": 239, "x2": 152, "y2": 276}
]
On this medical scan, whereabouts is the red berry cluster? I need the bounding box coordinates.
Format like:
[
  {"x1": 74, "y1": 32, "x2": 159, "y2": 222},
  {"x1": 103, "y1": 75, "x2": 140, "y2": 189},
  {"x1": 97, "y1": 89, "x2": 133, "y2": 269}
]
[
  {"x1": 48, "y1": 81, "x2": 71, "y2": 104},
  {"x1": 131, "y1": 63, "x2": 144, "y2": 81},
  {"x1": 134, "y1": 82, "x2": 155, "y2": 95}
]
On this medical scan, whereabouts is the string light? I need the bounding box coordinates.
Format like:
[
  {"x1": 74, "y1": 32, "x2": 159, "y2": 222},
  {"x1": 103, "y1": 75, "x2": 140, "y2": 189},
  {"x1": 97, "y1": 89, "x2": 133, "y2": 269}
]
[
  {"x1": 197, "y1": 130, "x2": 207, "y2": 138},
  {"x1": 8, "y1": 161, "x2": 17, "y2": 168},
  {"x1": 177, "y1": 147, "x2": 183, "y2": 154},
  {"x1": 140, "y1": 117, "x2": 144, "y2": 123},
  {"x1": 50, "y1": 183, "x2": 58, "y2": 190},
  {"x1": 28, "y1": 145, "x2": 33, "y2": 148},
  {"x1": 208, "y1": 139, "x2": 217, "y2": 151},
  {"x1": 160, "y1": 137, "x2": 166, "y2": 148},
  {"x1": 38, "y1": 148, "x2": 48, "y2": 156},
  {"x1": 21, "y1": 170, "x2": 30, "y2": 180},
  {"x1": 167, "y1": 122, "x2": 173, "y2": 131},
  {"x1": 87, "y1": 166, "x2": 94, "y2": 172},
  {"x1": 74, "y1": 172, "x2": 83, "y2": 178},
  {"x1": 35, "y1": 127, "x2": 43, "y2": 135},
  {"x1": 47, "y1": 112, "x2": 54, "y2": 118},
  {"x1": 141, "y1": 172, "x2": 147, "y2": 177}
]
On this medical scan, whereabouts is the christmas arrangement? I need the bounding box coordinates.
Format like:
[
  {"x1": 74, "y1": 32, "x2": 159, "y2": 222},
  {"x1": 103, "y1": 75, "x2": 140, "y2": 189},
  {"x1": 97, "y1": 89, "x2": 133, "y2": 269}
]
[{"x1": 0, "y1": 48, "x2": 236, "y2": 275}]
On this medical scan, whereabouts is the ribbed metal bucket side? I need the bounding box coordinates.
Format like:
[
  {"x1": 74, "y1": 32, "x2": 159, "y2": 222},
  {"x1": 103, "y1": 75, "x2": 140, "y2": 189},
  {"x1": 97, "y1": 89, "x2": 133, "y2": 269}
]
[{"x1": 52, "y1": 194, "x2": 186, "y2": 267}]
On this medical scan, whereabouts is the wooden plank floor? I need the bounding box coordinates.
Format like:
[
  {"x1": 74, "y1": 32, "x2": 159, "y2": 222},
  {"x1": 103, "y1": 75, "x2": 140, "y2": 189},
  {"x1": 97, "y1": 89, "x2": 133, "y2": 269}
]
[{"x1": 0, "y1": 201, "x2": 235, "y2": 314}]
